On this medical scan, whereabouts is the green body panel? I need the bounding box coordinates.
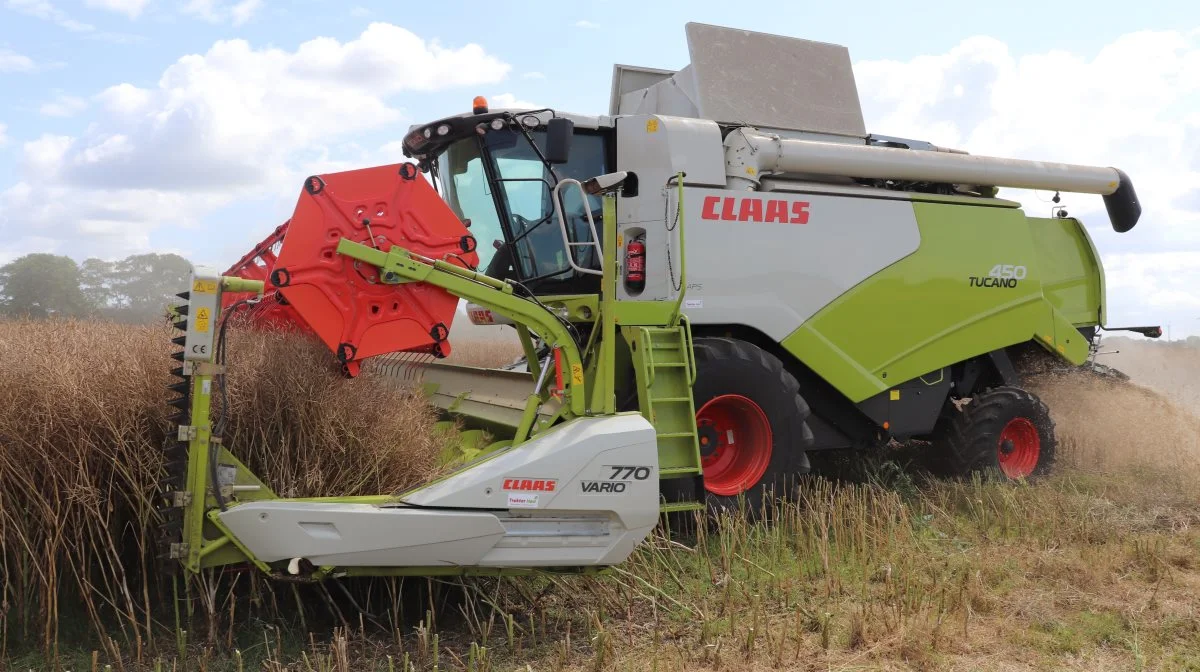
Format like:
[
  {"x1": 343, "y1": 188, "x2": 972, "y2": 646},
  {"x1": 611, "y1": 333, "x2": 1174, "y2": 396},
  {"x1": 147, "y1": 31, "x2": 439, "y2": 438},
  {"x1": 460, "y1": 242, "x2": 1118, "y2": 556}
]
[
  {"x1": 781, "y1": 202, "x2": 1097, "y2": 403},
  {"x1": 1029, "y1": 216, "x2": 1106, "y2": 326},
  {"x1": 533, "y1": 295, "x2": 680, "y2": 326}
]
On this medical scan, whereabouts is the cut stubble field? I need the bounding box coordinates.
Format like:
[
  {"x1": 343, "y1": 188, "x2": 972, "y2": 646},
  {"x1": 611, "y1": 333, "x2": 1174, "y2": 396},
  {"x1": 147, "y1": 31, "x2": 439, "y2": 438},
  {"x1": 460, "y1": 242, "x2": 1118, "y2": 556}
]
[{"x1": 1, "y1": 321, "x2": 1199, "y2": 671}]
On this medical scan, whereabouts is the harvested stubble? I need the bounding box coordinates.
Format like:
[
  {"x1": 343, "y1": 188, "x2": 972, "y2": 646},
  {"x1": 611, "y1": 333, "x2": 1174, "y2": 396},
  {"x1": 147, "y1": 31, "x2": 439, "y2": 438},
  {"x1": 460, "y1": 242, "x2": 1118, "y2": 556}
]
[{"x1": 0, "y1": 319, "x2": 442, "y2": 655}]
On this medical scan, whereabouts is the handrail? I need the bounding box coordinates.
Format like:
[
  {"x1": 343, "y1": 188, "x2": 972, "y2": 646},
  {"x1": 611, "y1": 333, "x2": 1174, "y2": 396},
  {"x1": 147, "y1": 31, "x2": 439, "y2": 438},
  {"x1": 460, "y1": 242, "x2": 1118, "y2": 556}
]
[
  {"x1": 669, "y1": 172, "x2": 688, "y2": 324},
  {"x1": 552, "y1": 178, "x2": 604, "y2": 276}
]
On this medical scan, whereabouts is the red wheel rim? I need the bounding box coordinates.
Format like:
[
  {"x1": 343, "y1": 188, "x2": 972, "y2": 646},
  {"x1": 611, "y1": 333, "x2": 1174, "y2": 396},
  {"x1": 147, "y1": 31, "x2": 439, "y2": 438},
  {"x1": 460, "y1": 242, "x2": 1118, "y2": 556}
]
[
  {"x1": 997, "y1": 417, "x2": 1041, "y2": 478},
  {"x1": 696, "y1": 394, "x2": 773, "y2": 496}
]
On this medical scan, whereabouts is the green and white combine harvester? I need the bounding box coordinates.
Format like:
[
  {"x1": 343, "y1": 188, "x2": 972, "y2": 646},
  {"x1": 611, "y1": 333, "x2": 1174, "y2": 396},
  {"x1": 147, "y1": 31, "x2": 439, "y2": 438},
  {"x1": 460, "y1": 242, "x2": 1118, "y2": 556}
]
[{"x1": 163, "y1": 24, "x2": 1158, "y2": 579}]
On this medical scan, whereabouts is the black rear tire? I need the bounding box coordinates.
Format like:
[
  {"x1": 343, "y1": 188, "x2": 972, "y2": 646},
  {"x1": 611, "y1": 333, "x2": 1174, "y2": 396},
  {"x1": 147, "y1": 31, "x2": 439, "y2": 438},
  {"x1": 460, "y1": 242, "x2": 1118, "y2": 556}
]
[
  {"x1": 932, "y1": 386, "x2": 1057, "y2": 480},
  {"x1": 690, "y1": 338, "x2": 814, "y2": 516}
]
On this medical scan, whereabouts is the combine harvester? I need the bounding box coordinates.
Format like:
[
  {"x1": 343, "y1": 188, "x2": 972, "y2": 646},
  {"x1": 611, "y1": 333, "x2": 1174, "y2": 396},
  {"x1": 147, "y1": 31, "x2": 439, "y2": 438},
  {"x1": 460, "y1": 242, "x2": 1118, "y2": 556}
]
[{"x1": 161, "y1": 24, "x2": 1159, "y2": 579}]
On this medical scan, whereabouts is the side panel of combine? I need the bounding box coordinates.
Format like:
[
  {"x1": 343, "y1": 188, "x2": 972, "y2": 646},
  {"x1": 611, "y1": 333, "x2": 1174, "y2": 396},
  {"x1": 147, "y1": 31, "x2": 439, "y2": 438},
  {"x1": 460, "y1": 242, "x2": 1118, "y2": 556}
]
[
  {"x1": 675, "y1": 187, "x2": 921, "y2": 338},
  {"x1": 1027, "y1": 216, "x2": 1105, "y2": 327},
  {"x1": 780, "y1": 201, "x2": 1094, "y2": 402}
]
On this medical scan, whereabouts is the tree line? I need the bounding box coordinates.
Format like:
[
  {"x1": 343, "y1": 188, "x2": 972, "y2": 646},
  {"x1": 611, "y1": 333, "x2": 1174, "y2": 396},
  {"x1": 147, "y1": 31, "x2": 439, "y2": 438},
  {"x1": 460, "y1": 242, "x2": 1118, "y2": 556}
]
[{"x1": 0, "y1": 252, "x2": 192, "y2": 323}]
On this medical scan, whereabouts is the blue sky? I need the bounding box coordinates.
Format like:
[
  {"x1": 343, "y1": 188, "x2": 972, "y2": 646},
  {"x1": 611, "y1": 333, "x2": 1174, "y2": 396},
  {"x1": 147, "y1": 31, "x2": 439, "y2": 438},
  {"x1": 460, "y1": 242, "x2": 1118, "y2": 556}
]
[{"x1": 1, "y1": 0, "x2": 1199, "y2": 335}]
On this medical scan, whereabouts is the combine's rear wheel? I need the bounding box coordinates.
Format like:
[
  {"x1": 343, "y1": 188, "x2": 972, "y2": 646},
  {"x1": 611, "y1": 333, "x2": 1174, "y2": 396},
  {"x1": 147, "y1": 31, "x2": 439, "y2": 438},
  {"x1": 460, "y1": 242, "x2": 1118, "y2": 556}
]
[
  {"x1": 691, "y1": 338, "x2": 814, "y2": 515},
  {"x1": 933, "y1": 386, "x2": 1057, "y2": 480}
]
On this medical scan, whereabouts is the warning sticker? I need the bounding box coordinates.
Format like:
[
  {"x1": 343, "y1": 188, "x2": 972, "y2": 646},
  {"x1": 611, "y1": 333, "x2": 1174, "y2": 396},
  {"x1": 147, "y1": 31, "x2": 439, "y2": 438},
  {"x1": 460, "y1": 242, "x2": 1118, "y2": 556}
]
[
  {"x1": 507, "y1": 493, "x2": 539, "y2": 509},
  {"x1": 192, "y1": 279, "x2": 218, "y2": 294},
  {"x1": 195, "y1": 307, "x2": 211, "y2": 333},
  {"x1": 571, "y1": 363, "x2": 584, "y2": 385}
]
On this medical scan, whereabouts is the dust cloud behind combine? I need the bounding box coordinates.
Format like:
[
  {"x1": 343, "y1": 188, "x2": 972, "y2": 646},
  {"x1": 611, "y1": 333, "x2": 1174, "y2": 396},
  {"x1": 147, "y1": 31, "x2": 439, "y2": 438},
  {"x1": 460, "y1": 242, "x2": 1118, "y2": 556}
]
[{"x1": 1028, "y1": 337, "x2": 1200, "y2": 489}]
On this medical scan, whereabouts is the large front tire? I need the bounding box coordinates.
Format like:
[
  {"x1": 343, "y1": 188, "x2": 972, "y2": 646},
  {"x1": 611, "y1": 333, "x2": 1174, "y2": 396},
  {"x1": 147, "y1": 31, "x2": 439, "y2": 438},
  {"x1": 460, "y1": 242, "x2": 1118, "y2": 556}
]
[
  {"x1": 933, "y1": 386, "x2": 1057, "y2": 480},
  {"x1": 691, "y1": 338, "x2": 814, "y2": 515}
]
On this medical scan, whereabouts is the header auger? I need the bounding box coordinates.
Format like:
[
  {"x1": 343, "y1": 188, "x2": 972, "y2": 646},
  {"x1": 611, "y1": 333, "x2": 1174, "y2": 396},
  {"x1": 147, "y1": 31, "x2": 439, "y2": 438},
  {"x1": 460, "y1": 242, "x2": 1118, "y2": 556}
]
[{"x1": 162, "y1": 22, "x2": 1159, "y2": 580}]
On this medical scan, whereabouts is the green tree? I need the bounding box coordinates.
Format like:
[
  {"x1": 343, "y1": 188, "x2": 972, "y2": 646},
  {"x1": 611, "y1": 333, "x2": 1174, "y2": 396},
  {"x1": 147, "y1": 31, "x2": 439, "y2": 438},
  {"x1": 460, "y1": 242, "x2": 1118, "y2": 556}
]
[
  {"x1": 80, "y1": 258, "x2": 116, "y2": 310},
  {"x1": 109, "y1": 253, "x2": 192, "y2": 322},
  {"x1": 0, "y1": 253, "x2": 95, "y2": 318}
]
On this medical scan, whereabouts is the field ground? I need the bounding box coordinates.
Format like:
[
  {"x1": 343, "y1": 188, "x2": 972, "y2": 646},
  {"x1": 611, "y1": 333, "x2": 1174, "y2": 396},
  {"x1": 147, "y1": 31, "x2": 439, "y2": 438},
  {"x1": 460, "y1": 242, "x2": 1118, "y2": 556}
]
[{"x1": 3, "y1": 332, "x2": 1199, "y2": 671}]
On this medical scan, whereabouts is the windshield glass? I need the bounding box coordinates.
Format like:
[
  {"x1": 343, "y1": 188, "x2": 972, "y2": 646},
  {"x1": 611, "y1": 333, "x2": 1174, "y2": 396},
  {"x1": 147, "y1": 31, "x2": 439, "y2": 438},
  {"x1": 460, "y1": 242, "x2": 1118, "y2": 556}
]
[
  {"x1": 439, "y1": 139, "x2": 504, "y2": 274},
  {"x1": 438, "y1": 127, "x2": 606, "y2": 283}
]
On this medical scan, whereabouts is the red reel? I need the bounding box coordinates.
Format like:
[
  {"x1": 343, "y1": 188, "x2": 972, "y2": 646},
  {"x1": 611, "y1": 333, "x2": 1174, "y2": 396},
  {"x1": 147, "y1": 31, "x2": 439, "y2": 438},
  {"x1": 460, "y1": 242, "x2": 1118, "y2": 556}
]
[
  {"x1": 222, "y1": 221, "x2": 307, "y2": 331},
  {"x1": 266, "y1": 163, "x2": 478, "y2": 374}
]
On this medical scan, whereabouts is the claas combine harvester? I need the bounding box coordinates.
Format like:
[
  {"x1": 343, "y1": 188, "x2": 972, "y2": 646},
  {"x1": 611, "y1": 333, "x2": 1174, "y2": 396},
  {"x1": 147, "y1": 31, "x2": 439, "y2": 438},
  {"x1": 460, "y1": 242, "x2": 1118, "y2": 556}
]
[{"x1": 161, "y1": 24, "x2": 1159, "y2": 579}]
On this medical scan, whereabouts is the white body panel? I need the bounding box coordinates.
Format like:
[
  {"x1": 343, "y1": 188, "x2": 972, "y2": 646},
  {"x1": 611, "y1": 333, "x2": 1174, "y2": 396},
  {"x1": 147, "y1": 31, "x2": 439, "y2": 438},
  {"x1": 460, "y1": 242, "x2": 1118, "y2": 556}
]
[
  {"x1": 672, "y1": 188, "x2": 921, "y2": 339},
  {"x1": 218, "y1": 415, "x2": 659, "y2": 568},
  {"x1": 614, "y1": 115, "x2": 727, "y2": 302}
]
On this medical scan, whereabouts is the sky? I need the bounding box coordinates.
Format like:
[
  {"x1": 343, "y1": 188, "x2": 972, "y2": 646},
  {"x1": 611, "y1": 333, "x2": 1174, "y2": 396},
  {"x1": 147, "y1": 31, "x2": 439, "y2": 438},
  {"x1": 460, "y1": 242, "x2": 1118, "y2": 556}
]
[{"x1": 1, "y1": 0, "x2": 1198, "y2": 336}]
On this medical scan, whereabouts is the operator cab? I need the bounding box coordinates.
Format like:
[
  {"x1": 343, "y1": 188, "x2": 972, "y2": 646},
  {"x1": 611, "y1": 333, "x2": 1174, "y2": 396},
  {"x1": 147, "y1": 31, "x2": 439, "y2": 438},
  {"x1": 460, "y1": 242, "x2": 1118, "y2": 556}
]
[{"x1": 402, "y1": 99, "x2": 614, "y2": 295}]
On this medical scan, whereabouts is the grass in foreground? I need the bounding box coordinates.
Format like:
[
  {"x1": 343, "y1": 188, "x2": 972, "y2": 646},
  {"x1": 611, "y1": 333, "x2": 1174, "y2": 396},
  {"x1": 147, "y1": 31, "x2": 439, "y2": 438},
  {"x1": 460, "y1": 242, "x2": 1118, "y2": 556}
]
[
  {"x1": 4, "y1": 323, "x2": 1200, "y2": 671},
  {"x1": 13, "y1": 463, "x2": 1200, "y2": 671}
]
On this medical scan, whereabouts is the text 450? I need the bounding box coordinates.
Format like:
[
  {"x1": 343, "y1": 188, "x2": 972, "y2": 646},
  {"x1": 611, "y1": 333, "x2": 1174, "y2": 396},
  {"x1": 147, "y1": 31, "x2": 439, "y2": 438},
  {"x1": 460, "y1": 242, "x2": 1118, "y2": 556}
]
[{"x1": 988, "y1": 264, "x2": 1027, "y2": 280}]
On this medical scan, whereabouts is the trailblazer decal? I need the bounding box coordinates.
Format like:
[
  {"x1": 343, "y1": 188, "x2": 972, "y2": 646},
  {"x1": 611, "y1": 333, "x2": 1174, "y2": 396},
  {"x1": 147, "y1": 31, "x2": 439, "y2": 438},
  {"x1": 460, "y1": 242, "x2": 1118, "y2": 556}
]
[
  {"x1": 969, "y1": 264, "x2": 1027, "y2": 289},
  {"x1": 503, "y1": 478, "x2": 557, "y2": 492},
  {"x1": 581, "y1": 465, "x2": 652, "y2": 494},
  {"x1": 506, "y1": 493, "x2": 539, "y2": 509},
  {"x1": 700, "y1": 196, "x2": 810, "y2": 224}
]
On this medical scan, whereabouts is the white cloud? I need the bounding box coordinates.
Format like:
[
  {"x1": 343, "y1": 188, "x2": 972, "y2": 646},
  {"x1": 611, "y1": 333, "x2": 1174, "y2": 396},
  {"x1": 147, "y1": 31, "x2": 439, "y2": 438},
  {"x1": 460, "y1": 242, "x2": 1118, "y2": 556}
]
[
  {"x1": 573, "y1": 20, "x2": 599, "y2": 29},
  {"x1": 84, "y1": 0, "x2": 150, "y2": 18},
  {"x1": 0, "y1": 48, "x2": 37, "y2": 72},
  {"x1": 96, "y1": 82, "x2": 152, "y2": 116},
  {"x1": 182, "y1": 0, "x2": 261, "y2": 25},
  {"x1": 40, "y1": 94, "x2": 88, "y2": 117},
  {"x1": 853, "y1": 29, "x2": 1200, "y2": 335},
  {"x1": 0, "y1": 23, "x2": 511, "y2": 260},
  {"x1": 0, "y1": 122, "x2": 8, "y2": 147},
  {"x1": 229, "y1": 0, "x2": 258, "y2": 25},
  {"x1": 6, "y1": 0, "x2": 95, "y2": 31},
  {"x1": 521, "y1": 71, "x2": 545, "y2": 80},
  {"x1": 349, "y1": 5, "x2": 369, "y2": 17},
  {"x1": 491, "y1": 93, "x2": 539, "y2": 109}
]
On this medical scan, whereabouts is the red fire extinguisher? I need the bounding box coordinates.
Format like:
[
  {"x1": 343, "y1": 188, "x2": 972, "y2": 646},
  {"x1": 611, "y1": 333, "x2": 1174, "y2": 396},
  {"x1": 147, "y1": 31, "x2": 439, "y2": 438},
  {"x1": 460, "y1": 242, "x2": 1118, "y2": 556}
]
[{"x1": 625, "y1": 238, "x2": 646, "y2": 293}]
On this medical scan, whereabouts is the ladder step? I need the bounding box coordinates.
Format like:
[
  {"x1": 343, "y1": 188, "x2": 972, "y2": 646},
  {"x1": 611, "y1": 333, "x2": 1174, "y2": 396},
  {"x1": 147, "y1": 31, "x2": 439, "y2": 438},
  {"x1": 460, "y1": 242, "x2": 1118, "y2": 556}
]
[
  {"x1": 650, "y1": 396, "x2": 692, "y2": 403},
  {"x1": 660, "y1": 501, "x2": 705, "y2": 513},
  {"x1": 660, "y1": 466, "x2": 703, "y2": 476},
  {"x1": 651, "y1": 362, "x2": 686, "y2": 368},
  {"x1": 656, "y1": 431, "x2": 696, "y2": 439}
]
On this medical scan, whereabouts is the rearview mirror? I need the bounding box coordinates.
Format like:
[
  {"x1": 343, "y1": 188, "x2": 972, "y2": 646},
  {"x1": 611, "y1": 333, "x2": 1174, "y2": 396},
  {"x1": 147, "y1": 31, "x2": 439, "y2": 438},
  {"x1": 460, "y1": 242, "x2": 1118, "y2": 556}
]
[
  {"x1": 583, "y1": 171, "x2": 629, "y2": 195},
  {"x1": 545, "y1": 118, "x2": 573, "y2": 164}
]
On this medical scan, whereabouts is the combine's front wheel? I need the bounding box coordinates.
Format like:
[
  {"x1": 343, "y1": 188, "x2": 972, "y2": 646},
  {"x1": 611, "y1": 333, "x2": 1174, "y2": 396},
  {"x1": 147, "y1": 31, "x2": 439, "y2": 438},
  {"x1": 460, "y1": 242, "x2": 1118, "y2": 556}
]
[
  {"x1": 933, "y1": 386, "x2": 1057, "y2": 480},
  {"x1": 691, "y1": 338, "x2": 814, "y2": 515}
]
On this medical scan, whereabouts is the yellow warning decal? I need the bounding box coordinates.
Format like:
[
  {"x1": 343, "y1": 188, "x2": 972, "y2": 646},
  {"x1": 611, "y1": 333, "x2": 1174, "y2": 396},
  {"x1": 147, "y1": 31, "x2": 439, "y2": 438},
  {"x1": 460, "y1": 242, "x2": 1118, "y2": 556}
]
[
  {"x1": 889, "y1": 390, "x2": 900, "y2": 401},
  {"x1": 195, "y1": 307, "x2": 211, "y2": 333},
  {"x1": 571, "y1": 363, "x2": 584, "y2": 385},
  {"x1": 192, "y1": 279, "x2": 218, "y2": 294},
  {"x1": 645, "y1": 119, "x2": 659, "y2": 133}
]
